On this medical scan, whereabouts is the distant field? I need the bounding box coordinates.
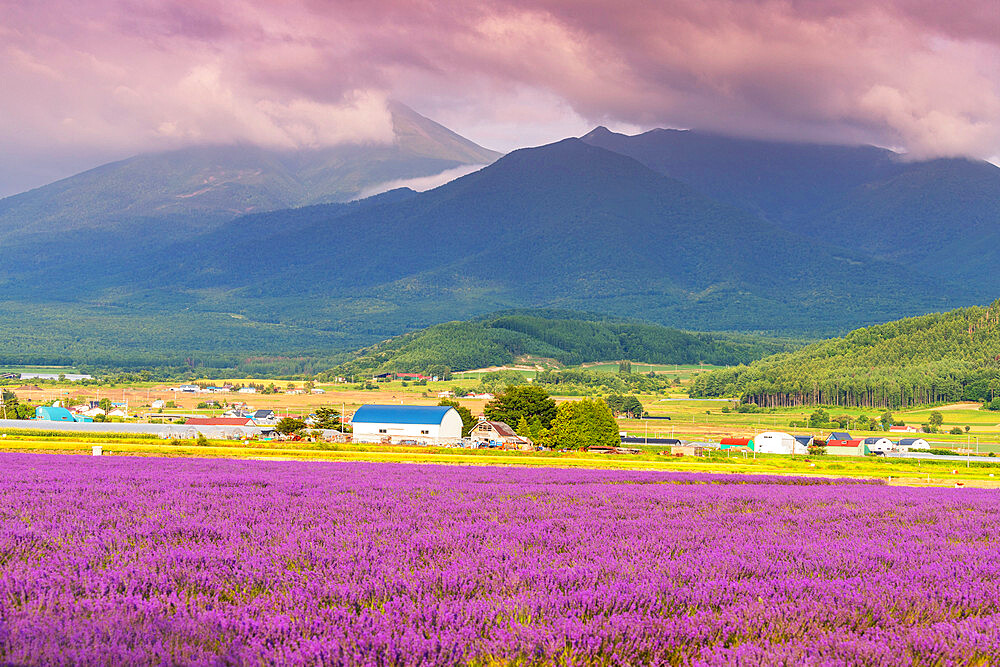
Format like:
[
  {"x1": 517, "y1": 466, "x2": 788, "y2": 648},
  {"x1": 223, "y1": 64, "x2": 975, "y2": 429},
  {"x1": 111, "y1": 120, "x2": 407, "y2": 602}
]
[{"x1": 0, "y1": 365, "x2": 79, "y2": 374}]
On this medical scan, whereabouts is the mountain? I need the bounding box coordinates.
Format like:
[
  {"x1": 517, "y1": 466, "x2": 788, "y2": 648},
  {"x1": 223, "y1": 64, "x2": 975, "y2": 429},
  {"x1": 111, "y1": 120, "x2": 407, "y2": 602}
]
[
  {"x1": 147, "y1": 138, "x2": 971, "y2": 335},
  {"x1": 0, "y1": 128, "x2": 991, "y2": 370},
  {"x1": 581, "y1": 127, "x2": 1000, "y2": 285},
  {"x1": 689, "y1": 300, "x2": 1000, "y2": 408},
  {"x1": 325, "y1": 310, "x2": 802, "y2": 378},
  {"x1": 0, "y1": 102, "x2": 501, "y2": 243}
]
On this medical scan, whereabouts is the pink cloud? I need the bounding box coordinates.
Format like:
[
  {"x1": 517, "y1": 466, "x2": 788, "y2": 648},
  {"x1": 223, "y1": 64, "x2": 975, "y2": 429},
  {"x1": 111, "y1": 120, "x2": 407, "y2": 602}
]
[{"x1": 2, "y1": 0, "x2": 999, "y2": 194}]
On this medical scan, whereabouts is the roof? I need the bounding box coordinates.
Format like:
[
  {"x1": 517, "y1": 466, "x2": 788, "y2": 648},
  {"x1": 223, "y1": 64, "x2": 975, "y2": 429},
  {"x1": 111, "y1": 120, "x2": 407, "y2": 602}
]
[
  {"x1": 35, "y1": 406, "x2": 75, "y2": 421},
  {"x1": 829, "y1": 432, "x2": 852, "y2": 440},
  {"x1": 863, "y1": 437, "x2": 890, "y2": 444},
  {"x1": 793, "y1": 435, "x2": 813, "y2": 445},
  {"x1": 252, "y1": 409, "x2": 274, "y2": 418},
  {"x1": 351, "y1": 405, "x2": 455, "y2": 426},
  {"x1": 185, "y1": 417, "x2": 254, "y2": 426},
  {"x1": 899, "y1": 438, "x2": 928, "y2": 445},
  {"x1": 483, "y1": 420, "x2": 517, "y2": 437}
]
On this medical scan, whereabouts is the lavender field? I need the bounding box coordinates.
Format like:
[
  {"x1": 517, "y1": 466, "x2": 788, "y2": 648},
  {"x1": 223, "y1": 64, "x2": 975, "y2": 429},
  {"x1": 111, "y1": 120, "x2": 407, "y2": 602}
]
[{"x1": 3, "y1": 455, "x2": 1000, "y2": 665}]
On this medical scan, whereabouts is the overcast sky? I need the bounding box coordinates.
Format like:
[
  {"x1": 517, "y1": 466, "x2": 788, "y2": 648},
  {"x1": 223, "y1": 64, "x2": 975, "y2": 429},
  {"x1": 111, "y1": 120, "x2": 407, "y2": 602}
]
[{"x1": 2, "y1": 0, "x2": 999, "y2": 196}]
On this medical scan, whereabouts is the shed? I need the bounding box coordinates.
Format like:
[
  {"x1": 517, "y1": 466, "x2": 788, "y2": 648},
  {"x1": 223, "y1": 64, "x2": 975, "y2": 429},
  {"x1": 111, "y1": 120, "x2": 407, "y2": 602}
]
[
  {"x1": 827, "y1": 443, "x2": 865, "y2": 456},
  {"x1": 755, "y1": 431, "x2": 807, "y2": 455},
  {"x1": 351, "y1": 405, "x2": 463, "y2": 444},
  {"x1": 471, "y1": 419, "x2": 532, "y2": 450},
  {"x1": 898, "y1": 437, "x2": 931, "y2": 450},
  {"x1": 185, "y1": 417, "x2": 256, "y2": 427},
  {"x1": 720, "y1": 437, "x2": 753, "y2": 450},
  {"x1": 35, "y1": 406, "x2": 76, "y2": 422},
  {"x1": 862, "y1": 436, "x2": 893, "y2": 453}
]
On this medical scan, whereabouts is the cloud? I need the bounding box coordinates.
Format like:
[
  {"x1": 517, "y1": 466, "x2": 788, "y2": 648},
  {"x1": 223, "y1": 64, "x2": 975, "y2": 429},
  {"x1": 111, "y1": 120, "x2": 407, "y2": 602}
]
[
  {"x1": 356, "y1": 164, "x2": 488, "y2": 200},
  {"x1": 2, "y1": 0, "x2": 1000, "y2": 194}
]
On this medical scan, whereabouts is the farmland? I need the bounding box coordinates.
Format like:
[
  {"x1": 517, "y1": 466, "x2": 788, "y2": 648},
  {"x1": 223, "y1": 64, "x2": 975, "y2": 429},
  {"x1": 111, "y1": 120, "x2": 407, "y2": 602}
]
[{"x1": 4, "y1": 455, "x2": 1000, "y2": 664}]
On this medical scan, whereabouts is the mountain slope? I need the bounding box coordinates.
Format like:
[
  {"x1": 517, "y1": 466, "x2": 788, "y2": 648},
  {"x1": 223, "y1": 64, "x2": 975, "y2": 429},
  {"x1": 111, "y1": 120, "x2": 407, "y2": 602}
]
[
  {"x1": 690, "y1": 300, "x2": 1000, "y2": 408},
  {"x1": 0, "y1": 103, "x2": 501, "y2": 242},
  {"x1": 582, "y1": 126, "x2": 1000, "y2": 288},
  {"x1": 150, "y1": 138, "x2": 973, "y2": 336}
]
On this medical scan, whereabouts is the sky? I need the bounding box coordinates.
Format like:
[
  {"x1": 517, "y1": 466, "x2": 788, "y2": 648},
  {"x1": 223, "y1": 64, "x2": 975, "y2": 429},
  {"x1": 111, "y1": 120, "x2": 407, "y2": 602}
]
[{"x1": 2, "y1": 0, "x2": 999, "y2": 196}]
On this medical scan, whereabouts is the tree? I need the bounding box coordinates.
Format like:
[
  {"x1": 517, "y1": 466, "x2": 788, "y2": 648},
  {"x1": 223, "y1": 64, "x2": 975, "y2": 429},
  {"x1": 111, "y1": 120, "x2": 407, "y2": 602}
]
[
  {"x1": 276, "y1": 417, "x2": 306, "y2": 435},
  {"x1": 99, "y1": 398, "x2": 111, "y2": 412},
  {"x1": 515, "y1": 415, "x2": 531, "y2": 438},
  {"x1": 622, "y1": 395, "x2": 644, "y2": 419},
  {"x1": 605, "y1": 394, "x2": 625, "y2": 414},
  {"x1": 879, "y1": 410, "x2": 894, "y2": 430},
  {"x1": 618, "y1": 361, "x2": 632, "y2": 374},
  {"x1": 929, "y1": 411, "x2": 944, "y2": 428},
  {"x1": 485, "y1": 386, "x2": 557, "y2": 429},
  {"x1": 949, "y1": 427, "x2": 964, "y2": 435},
  {"x1": 313, "y1": 407, "x2": 342, "y2": 430},
  {"x1": 542, "y1": 399, "x2": 620, "y2": 450},
  {"x1": 196, "y1": 433, "x2": 210, "y2": 447},
  {"x1": 439, "y1": 399, "x2": 476, "y2": 437},
  {"x1": 808, "y1": 408, "x2": 830, "y2": 427}
]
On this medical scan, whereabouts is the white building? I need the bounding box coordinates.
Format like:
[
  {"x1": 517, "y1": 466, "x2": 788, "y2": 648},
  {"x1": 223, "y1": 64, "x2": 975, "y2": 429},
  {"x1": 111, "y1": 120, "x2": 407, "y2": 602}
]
[
  {"x1": 862, "y1": 437, "x2": 894, "y2": 453},
  {"x1": 350, "y1": 405, "x2": 463, "y2": 444},
  {"x1": 755, "y1": 431, "x2": 808, "y2": 455},
  {"x1": 899, "y1": 437, "x2": 931, "y2": 450}
]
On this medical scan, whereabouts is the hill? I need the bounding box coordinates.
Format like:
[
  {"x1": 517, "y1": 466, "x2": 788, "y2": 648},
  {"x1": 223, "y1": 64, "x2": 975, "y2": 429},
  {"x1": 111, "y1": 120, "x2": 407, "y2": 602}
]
[
  {"x1": 689, "y1": 300, "x2": 1000, "y2": 408},
  {"x1": 582, "y1": 127, "x2": 1000, "y2": 286},
  {"x1": 324, "y1": 310, "x2": 802, "y2": 378}
]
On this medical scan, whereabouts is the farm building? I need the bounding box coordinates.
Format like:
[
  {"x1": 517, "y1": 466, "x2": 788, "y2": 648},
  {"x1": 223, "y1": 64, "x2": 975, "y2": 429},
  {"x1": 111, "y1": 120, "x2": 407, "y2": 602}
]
[
  {"x1": 351, "y1": 405, "x2": 463, "y2": 444},
  {"x1": 889, "y1": 425, "x2": 918, "y2": 434},
  {"x1": 755, "y1": 432, "x2": 807, "y2": 455},
  {"x1": 827, "y1": 432, "x2": 852, "y2": 442},
  {"x1": 471, "y1": 419, "x2": 532, "y2": 450},
  {"x1": 35, "y1": 406, "x2": 80, "y2": 422},
  {"x1": 899, "y1": 438, "x2": 931, "y2": 450},
  {"x1": 794, "y1": 435, "x2": 814, "y2": 448},
  {"x1": 671, "y1": 445, "x2": 706, "y2": 456},
  {"x1": 720, "y1": 437, "x2": 753, "y2": 450},
  {"x1": 862, "y1": 437, "x2": 894, "y2": 453},
  {"x1": 827, "y1": 440, "x2": 865, "y2": 456},
  {"x1": 185, "y1": 417, "x2": 256, "y2": 427}
]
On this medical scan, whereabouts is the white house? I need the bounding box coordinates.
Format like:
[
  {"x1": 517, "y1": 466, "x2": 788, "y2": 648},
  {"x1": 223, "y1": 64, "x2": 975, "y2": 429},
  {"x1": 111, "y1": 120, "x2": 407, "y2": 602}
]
[
  {"x1": 755, "y1": 431, "x2": 807, "y2": 455},
  {"x1": 238, "y1": 387, "x2": 257, "y2": 394},
  {"x1": 889, "y1": 425, "x2": 918, "y2": 434},
  {"x1": 350, "y1": 405, "x2": 463, "y2": 444},
  {"x1": 151, "y1": 399, "x2": 166, "y2": 410}
]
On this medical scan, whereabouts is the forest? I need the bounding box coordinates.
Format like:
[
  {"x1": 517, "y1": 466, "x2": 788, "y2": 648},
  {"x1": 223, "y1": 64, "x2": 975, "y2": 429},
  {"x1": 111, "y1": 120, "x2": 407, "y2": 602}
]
[
  {"x1": 320, "y1": 310, "x2": 800, "y2": 379},
  {"x1": 690, "y1": 301, "x2": 1000, "y2": 408}
]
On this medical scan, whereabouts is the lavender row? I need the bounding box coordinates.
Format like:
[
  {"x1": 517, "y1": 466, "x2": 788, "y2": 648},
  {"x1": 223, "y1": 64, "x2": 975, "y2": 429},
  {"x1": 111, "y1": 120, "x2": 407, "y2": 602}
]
[{"x1": 1, "y1": 454, "x2": 997, "y2": 665}]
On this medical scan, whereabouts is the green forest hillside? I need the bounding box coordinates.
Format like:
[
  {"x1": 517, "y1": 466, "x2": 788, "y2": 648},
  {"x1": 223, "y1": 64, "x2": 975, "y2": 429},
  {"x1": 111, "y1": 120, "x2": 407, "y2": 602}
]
[
  {"x1": 323, "y1": 311, "x2": 799, "y2": 378},
  {"x1": 690, "y1": 300, "x2": 1000, "y2": 408}
]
